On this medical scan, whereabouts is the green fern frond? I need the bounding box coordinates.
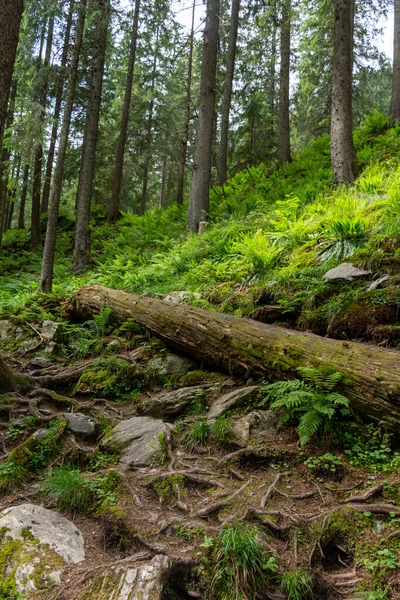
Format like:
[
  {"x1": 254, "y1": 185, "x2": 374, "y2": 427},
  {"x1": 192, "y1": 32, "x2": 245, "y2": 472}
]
[
  {"x1": 298, "y1": 410, "x2": 324, "y2": 446},
  {"x1": 326, "y1": 392, "x2": 350, "y2": 407}
]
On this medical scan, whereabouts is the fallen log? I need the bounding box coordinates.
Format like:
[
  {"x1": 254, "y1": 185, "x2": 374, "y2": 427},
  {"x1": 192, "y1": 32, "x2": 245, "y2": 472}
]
[{"x1": 67, "y1": 285, "x2": 400, "y2": 427}]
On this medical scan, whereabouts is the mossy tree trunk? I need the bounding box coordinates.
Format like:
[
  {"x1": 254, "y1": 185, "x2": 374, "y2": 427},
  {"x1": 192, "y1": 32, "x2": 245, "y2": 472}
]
[
  {"x1": 68, "y1": 285, "x2": 400, "y2": 428},
  {"x1": 0, "y1": 357, "x2": 34, "y2": 395}
]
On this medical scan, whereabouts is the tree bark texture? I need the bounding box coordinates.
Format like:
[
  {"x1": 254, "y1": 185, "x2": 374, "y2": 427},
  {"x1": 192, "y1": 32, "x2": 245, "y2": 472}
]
[
  {"x1": 177, "y1": 0, "x2": 196, "y2": 205},
  {"x1": 68, "y1": 284, "x2": 400, "y2": 428},
  {"x1": 218, "y1": 0, "x2": 240, "y2": 185},
  {"x1": 330, "y1": 0, "x2": 354, "y2": 184},
  {"x1": 108, "y1": 0, "x2": 141, "y2": 222},
  {"x1": 0, "y1": 80, "x2": 17, "y2": 244},
  {"x1": 41, "y1": 0, "x2": 74, "y2": 214},
  {"x1": 40, "y1": 0, "x2": 87, "y2": 292},
  {"x1": 17, "y1": 163, "x2": 29, "y2": 229},
  {"x1": 5, "y1": 154, "x2": 21, "y2": 230},
  {"x1": 71, "y1": 0, "x2": 110, "y2": 272},
  {"x1": 391, "y1": 0, "x2": 400, "y2": 124},
  {"x1": 0, "y1": 0, "x2": 23, "y2": 150},
  {"x1": 277, "y1": 0, "x2": 291, "y2": 166},
  {"x1": 31, "y1": 14, "x2": 55, "y2": 250},
  {"x1": 187, "y1": 0, "x2": 220, "y2": 232}
]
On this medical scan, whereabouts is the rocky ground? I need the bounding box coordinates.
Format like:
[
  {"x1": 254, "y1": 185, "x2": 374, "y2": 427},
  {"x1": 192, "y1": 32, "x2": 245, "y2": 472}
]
[{"x1": 0, "y1": 310, "x2": 400, "y2": 600}]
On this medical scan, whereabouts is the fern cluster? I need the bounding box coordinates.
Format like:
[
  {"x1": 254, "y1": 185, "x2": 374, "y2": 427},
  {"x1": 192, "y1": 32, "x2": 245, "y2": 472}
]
[{"x1": 259, "y1": 367, "x2": 350, "y2": 446}]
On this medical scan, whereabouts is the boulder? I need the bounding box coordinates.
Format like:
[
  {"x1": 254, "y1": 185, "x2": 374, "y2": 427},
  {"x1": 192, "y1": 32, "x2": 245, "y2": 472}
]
[
  {"x1": 62, "y1": 412, "x2": 97, "y2": 436},
  {"x1": 142, "y1": 384, "x2": 221, "y2": 418},
  {"x1": 207, "y1": 386, "x2": 260, "y2": 419},
  {"x1": 41, "y1": 320, "x2": 60, "y2": 342},
  {"x1": 324, "y1": 263, "x2": 372, "y2": 282},
  {"x1": 0, "y1": 320, "x2": 11, "y2": 340},
  {"x1": 102, "y1": 416, "x2": 168, "y2": 468},
  {"x1": 164, "y1": 291, "x2": 201, "y2": 305},
  {"x1": 0, "y1": 504, "x2": 85, "y2": 594},
  {"x1": 231, "y1": 410, "x2": 278, "y2": 444},
  {"x1": 82, "y1": 554, "x2": 171, "y2": 600},
  {"x1": 147, "y1": 352, "x2": 197, "y2": 377}
]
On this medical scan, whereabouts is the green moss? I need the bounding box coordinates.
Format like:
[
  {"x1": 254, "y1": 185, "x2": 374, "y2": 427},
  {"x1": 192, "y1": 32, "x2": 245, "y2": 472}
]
[
  {"x1": 74, "y1": 358, "x2": 143, "y2": 399},
  {"x1": 153, "y1": 474, "x2": 186, "y2": 502}
]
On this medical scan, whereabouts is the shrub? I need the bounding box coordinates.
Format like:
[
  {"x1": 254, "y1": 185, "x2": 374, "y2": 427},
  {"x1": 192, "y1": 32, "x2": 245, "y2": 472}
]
[{"x1": 280, "y1": 569, "x2": 314, "y2": 600}]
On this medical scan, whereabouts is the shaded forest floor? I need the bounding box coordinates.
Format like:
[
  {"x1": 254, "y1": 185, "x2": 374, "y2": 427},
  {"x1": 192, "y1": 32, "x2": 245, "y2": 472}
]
[{"x1": 2, "y1": 113, "x2": 400, "y2": 598}]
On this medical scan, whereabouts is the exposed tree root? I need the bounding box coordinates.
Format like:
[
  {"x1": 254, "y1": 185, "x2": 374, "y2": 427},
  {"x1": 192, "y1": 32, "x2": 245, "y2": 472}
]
[{"x1": 343, "y1": 483, "x2": 384, "y2": 503}]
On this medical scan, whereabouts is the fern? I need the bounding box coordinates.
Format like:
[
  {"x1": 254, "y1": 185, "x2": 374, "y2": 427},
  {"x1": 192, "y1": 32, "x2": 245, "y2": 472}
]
[{"x1": 260, "y1": 367, "x2": 350, "y2": 446}]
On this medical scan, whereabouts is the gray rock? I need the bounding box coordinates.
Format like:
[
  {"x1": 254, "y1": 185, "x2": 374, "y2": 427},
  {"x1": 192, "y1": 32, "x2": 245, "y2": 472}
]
[
  {"x1": 0, "y1": 503, "x2": 85, "y2": 594},
  {"x1": 324, "y1": 263, "x2": 372, "y2": 282},
  {"x1": 41, "y1": 320, "x2": 60, "y2": 342},
  {"x1": 368, "y1": 275, "x2": 391, "y2": 291},
  {"x1": 164, "y1": 291, "x2": 201, "y2": 305},
  {"x1": 62, "y1": 412, "x2": 97, "y2": 436},
  {"x1": 102, "y1": 416, "x2": 168, "y2": 468},
  {"x1": 83, "y1": 554, "x2": 171, "y2": 600},
  {"x1": 147, "y1": 352, "x2": 197, "y2": 376},
  {"x1": 207, "y1": 386, "x2": 260, "y2": 419},
  {"x1": 0, "y1": 320, "x2": 11, "y2": 340},
  {"x1": 142, "y1": 384, "x2": 221, "y2": 419},
  {"x1": 231, "y1": 410, "x2": 278, "y2": 444}
]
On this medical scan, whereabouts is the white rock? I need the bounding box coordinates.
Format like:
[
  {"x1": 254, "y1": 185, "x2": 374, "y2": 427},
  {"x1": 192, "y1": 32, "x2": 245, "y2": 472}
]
[
  {"x1": 324, "y1": 263, "x2": 372, "y2": 282},
  {"x1": 207, "y1": 386, "x2": 260, "y2": 419}
]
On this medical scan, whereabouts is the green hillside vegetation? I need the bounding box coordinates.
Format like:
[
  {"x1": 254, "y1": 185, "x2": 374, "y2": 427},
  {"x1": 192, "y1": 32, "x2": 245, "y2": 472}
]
[{"x1": 2, "y1": 111, "x2": 400, "y2": 348}]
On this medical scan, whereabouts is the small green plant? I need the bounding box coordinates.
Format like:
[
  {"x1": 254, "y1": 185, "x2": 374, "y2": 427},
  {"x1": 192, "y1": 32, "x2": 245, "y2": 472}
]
[
  {"x1": 336, "y1": 422, "x2": 396, "y2": 472},
  {"x1": 41, "y1": 468, "x2": 94, "y2": 512},
  {"x1": 280, "y1": 569, "x2": 314, "y2": 600},
  {"x1": 209, "y1": 415, "x2": 233, "y2": 447},
  {"x1": 304, "y1": 453, "x2": 344, "y2": 476},
  {"x1": 213, "y1": 524, "x2": 278, "y2": 597},
  {"x1": 183, "y1": 418, "x2": 210, "y2": 451},
  {"x1": 259, "y1": 367, "x2": 350, "y2": 446},
  {"x1": 153, "y1": 474, "x2": 185, "y2": 502},
  {"x1": 0, "y1": 462, "x2": 27, "y2": 492}
]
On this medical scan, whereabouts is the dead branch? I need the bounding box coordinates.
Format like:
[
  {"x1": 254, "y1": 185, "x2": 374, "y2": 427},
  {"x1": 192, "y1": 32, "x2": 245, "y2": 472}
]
[{"x1": 343, "y1": 484, "x2": 384, "y2": 504}]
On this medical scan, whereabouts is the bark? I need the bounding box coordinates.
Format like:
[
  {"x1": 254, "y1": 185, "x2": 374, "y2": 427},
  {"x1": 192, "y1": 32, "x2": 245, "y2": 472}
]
[
  {"x1": 107, "y1": 0, "x2": 141, "y2": 222},
  {"x1": 17, "y1": 163, "x2": 29, "y2": 229},
  {"x1": 177, "y1": 0, "x2": 196, "y2": 205},
  {"x1": 391, "y1": 0, "x2": 400, "y2": 124},
  {"x1": 31, "y1": 14, "x2": 55, "y2": 251},
  {"x1": 40, "y1": 0, "x2": 87, "y2": 292},
  {"x1": 69, "y1": 284, "x2": 400, "y2": 428},
  {"x1": 71, "y1": 0, "x2": 110, "y2": 272},
  {"x1": 0, "y1": 357, "x2": 34, "y2": 395},
  {"x1": 0, "y1": 80, "x2": 17, "y2": 244},
  {"x1": 41, "y1": 0, "x2": 74, "y2": 214},
  {"x1": 0, "y1": 0, "x2": 23, "y2": 150},
  {"x1": 160, "y1": 157, "x2": 167, "y2": 209},
  {"x1": 330, "y1": 0, "x2": 354, "y2": 184},
  {"x1": 139, "y1": 30, "x2": 159, "y2": 216},
  {"x1": 5, "y1": 154, "x2": 21, "y2": 231},
  {"x1": 277, "y1": 0, "x2": 291, "y2": 167},
  {"x1": 187, "y1": 0, "x2": 220, "y2": 232},
  {"x1": 219, "y1": 0, "x2": 240, "y2": 186}
]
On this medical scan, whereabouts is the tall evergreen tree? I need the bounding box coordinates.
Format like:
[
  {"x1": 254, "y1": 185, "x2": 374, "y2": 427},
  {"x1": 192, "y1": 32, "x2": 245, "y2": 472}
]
[
  {"x1": 40, "y1": 0, "x2": 87, "y2": 291},
  {"x1": 71, "y1": 0, "x2": 110, "y2": 272},
  {"x1": 187, "y1": 0, "x2": 220, "y2": 232},
  {"x1": 107, "y1": 0, "x2": 141, "y2": 222},
  {"x1": 330, "y1": 0, "x2": 354, "y2": 183},
  {"x1": 391, "y1": 0, "x2": 400, "y2": 124},
  {"x1": 277, "y1": 0, "x2": 291, "y2": 166},
  {"x1": 219, "y1": 0, "x2": 240, "y2": 185}
]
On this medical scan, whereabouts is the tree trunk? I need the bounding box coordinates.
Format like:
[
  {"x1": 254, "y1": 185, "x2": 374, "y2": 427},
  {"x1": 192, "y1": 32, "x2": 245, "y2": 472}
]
[
  {"x1": 5, "y1": 154, "x2": 21, "y2": 231},
  {"x1": 330, "y1": 0, "x2": 354, "y2": 184},
  {"x1": 41, "y1": 0, "x2": 74, "y2": 214},
  {"x1": 277, "y1": 0, "x2": 291, "y2": 166},
  {"x1": 71, "y1": 0, "x2": 110, "y2": 272},
  {"x1": 177, "y1": 0, "x2": 196, "y2": 205},
  {"x1": 0, "y1": 0, "x2": 23, "y2": 150},
  {"x1": 391, "y1": 0, "x2": 400, "y2": 124},
  {"x1": 40, "y1": 0, "x2": 87, "y2": 292},
  {"x1": 18, "y1": 163, "x2": 29, "y2": 229},
  {"x1": 139, "y1": 30, "x2": 159, "y2": 216},
  {"x1": 219, "y1": 0, "x2": 240, "y2": 186},
  {"x1": 160, "y1": 157, "x2": 167, "y2": 208},
  {"x1": 0, "y1": 80, "x2": 17, "y2": 244},
  {"x1": 187, "y1": 0, "x2": 220, "y2": 232},
  {"x1": 0, "y1": 356, "x2": 33, "y2": 395},
  {"x1": 67, "y1": 284, "x2": 400, "y2": 428},
  {"x1": 107, "y1": 0, "x2": 141, "y2": 222},
  {"x1": 31, "y1": 13, "x2": 55, "y2": 251}
]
